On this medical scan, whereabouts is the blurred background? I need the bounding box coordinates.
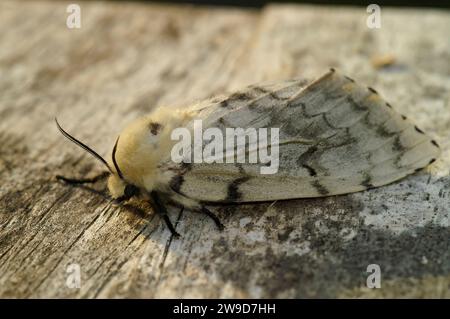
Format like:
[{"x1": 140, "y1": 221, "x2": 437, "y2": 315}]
[{"x1": 114, "y1": 0, "x2": 449, "y2": 8}]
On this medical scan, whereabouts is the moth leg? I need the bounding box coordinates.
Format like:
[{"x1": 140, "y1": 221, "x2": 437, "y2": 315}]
[
  {"x1": 56, "y1": 171, "x2": 109, "y2": 185},
  {"x1": 150, "y1": 191, "x2": 181, "y2": 238},
  {"x1": 199, "y1": 206, "x2": 225, "y2": 231}
]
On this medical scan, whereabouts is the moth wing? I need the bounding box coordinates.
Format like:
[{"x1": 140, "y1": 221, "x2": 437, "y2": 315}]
[{"x1": 169, "y1": 69, "x2": 440, "y2": 203}]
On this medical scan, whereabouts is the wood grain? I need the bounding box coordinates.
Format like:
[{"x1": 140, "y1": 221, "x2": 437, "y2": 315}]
[{"x1": 0, "y1": 1, "x2": 449, "y2": 298}]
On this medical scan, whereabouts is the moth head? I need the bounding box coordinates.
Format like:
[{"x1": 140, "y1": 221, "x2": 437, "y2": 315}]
[
  {"x1": 107, "y1": 136, "x2": 141, "y2": 201},
  {"x1": 106, "y1": 115, "x2": 167, "y2": 190},
  {"x1": 107, "y1": 174, "x2": 140, "y2": 201},
  {"x1": 55, "y1": 118, "x2": 141, "y2": 201}
]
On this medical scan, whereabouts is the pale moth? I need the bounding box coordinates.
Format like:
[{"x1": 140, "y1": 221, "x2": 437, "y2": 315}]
[{"x1": 56, "y1": 69, "x2": 440, "y2": 237}]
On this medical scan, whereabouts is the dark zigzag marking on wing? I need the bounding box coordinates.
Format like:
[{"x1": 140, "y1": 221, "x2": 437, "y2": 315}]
[
  {"x1": 310, "y1": 180, "x2": 330, "y2": 196},
  {"x1": 287, "y1": 105, "x2": 408, "y2": 174},
  {"x1": 355, "y1": 135, "x2": 435, "y2": 183},
  {"x1": 360, "y1": 150, "x2": 439, "y2": 186},
  {"x1": 218, "y1": 77, "x2": 419, "y2": 177},
  {"x1": 239, "y1": 76, "x2": 359, "y2": 127},
  {"x1": 302, "y1": 164, "x2": 317, "y2": 176},
  {"x1": 286, "y1": 93, "x2": 368, "y2": 133},
  {"x1": 169, "y1": 174, "x2": 184, "y2": 193},
  {"x1": 328, "y1": 106, "x2": 405, "y2": 150},
  {"x1": 238, "y1": 80, "x2": 307, "y2": 110},
  {"x1": 249, "y1": 86, "x2": 271, "y2": 94},
  {"x1": 361, "y1": 172, "x2": 374, "y2": 189},
  {"x1": 275, "y1": 96, "x2": 362, "y2": 137},
  {"x1": 322, "y1": 112, "x2": 339, "y2": 129},
  {"x1": 212, "y1": 137, "x2": 434, "y2": 184},
  {"x1": 219, "y1": 92, "x2": 254, "y2": 108},
  {"x1": 254, "y1": 75, "x2": 344, "y2": 112},
  {"x1": 313, "y1": 121, "x2": 412, "y2": 176},
  {"x1": 364, "y1": 126, "x2": 410, "y2": 165},
  {"x1": 226, "y1": 176, "x2": 251, "y2": 202},
  {"x1": 296, "y1": 145, "x2": 319, "y2": 167},
  {"x1": 291, "y1": 107, "x2": 368, "y2": 142},
  {"x1": 312, "y1": 149, "x2": 429, "y2": 191},
  {"x1": 287, "y1": 90, "x2": 350, "y2": 117},
  {"x1": 359, "y1": 112, "x2": 399, "y2": 138},
  {"x1": 305, "y1": 142, "x2": 433, "y2": 192}
]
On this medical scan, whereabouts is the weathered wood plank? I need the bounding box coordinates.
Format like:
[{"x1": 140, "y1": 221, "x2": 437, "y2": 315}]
[{"x1": 0, "y1": 1, "x2": 449, "y2": 298}]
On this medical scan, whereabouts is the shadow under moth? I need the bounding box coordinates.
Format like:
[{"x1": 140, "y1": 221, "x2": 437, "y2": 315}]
[{"x1": 56, "y1": 68, "x2": 441, "y2": 237}]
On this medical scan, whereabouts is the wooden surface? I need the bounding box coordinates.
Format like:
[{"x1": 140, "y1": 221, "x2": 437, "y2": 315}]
[{"x1": 0, "y1": 1, "x2": 449, "y2": 298}]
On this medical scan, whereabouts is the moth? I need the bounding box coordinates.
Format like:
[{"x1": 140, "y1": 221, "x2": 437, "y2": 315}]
[{"x1": 56, "y1": 68, "x2": 440, "y2": 237}]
